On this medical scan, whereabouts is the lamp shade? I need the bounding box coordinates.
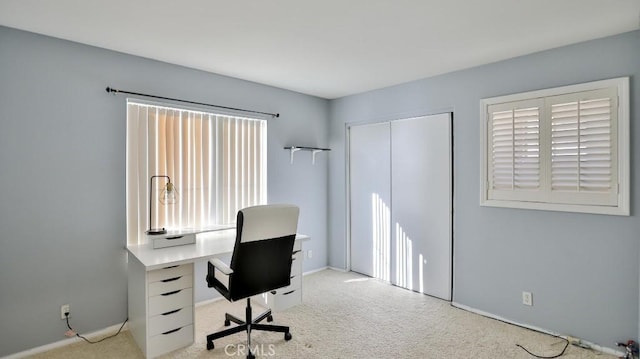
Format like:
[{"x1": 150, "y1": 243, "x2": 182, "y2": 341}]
[{"x1": 160, "y1": 182, "x2": 178, "y2": 205}]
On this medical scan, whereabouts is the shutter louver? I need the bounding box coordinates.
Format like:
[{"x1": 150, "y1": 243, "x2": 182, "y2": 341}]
[
  {"x1": 513, "y1": 108, "x2": 540, "y2": 190},
  {"x1": 491, "y1": 110, "x2": 514, "y2": 190},
  {"x1": 490, "y1": 106, "x2": 540, "y2": 192},
  {"x1": 551, "y1": 97, "x2": 612, "y2": 193}
]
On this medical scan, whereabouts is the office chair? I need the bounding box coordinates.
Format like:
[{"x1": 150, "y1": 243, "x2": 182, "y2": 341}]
[{"x1": 205, "y1": 204, "x2": 299, "y2": 359}]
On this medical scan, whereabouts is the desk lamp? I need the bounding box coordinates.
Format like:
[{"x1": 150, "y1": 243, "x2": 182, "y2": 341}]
[{"x1": 147, "y1": 175, "x2": 177, "y2": 235}]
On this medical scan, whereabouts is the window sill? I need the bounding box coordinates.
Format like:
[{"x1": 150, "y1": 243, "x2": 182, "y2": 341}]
[{"x1": 480, "y1": 198, "x2": 629, "y2": 216}]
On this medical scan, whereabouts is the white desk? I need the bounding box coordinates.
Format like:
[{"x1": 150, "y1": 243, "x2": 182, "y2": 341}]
[{"x1": 126, "y1": 230, "x2": 309, "y2": 358}]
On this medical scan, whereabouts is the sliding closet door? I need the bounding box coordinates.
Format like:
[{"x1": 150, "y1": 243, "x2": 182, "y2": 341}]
[
  {"x1": 391, "y1": 114, "x2": 452, "y2": 300},
  {"x1": 349, "y1": 123, "x2": 391, "y2": 279}
]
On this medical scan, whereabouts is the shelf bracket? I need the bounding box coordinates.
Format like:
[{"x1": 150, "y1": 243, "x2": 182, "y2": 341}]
[
  {"x1": 284, "y1": 146, "x2": 331, "y2": 165},
  {"x1": 289, "y1": 147, "x2": 302, "y2": 164},
  {"x1": 311, "y1": 149, "x2": 323, "y2": 165}
]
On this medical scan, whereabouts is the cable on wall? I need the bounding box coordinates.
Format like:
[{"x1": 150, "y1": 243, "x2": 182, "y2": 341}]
[
  {"x1": 105, "y1": 87, "x2": 279, "y2": 118},
  {"x1": 65, "y1": 312, "x2": 128, "y2": 344},
  {"x1": 516, "y1": 336, "x2": 569, "y2": 358}
]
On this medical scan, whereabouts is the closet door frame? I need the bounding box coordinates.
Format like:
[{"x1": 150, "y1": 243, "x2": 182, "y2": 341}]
[{"x1": 346, "y1": 112, "x2": 453, "y2": 300}]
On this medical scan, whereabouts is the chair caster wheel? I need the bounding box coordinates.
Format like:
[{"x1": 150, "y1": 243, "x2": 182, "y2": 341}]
[
  {"x1": 206, "y1": 341, "x2": 214, "y2": 350},
  {"x1": 267, "y1": 315, "x2": 273, "y2": 322},
  {"x1": 247, "y1": 352, "x2": 255, "y2": 359},
  {"x1": 285, "y1": 332, "x2": 292, "y2": 341},
  {"x1": 224, "y1": 319, "x2": 231, "y2": 326}
]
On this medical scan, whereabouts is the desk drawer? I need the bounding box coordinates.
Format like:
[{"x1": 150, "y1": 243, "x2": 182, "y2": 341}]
[
  {"x1": 273, "y1": 274, "x2": 301, "y2": 295},
  {"x1": 149, "y1": 274, "x2": 192, "y2": 297},
  {"x1": 293, "y1": 240, "x2": 302, "y2": 252},
  {"x1": 273, "y1": 288, "x2": 302, "y2": 311},
  {"x1": 148, "y1": 264, "x2": 192, "y2": 283},
  {"x1": 290, "y1": 252, "x2": 302, "y2": 275},
  {"x1": 152, "y1": 233, "x2": 196, "y2": 249},
  {"x1": 287, "y1": 274, "x2": 302, "y2": 291},
  {"x1": 148, "y1": 324, "x2": 193, "y2": 358},
  {"x1": 149, "y1": 306, "x2": 193, "y2": 337},
  {"x1": 149, "y1": 288, "x2": 193, "y2": 316}
]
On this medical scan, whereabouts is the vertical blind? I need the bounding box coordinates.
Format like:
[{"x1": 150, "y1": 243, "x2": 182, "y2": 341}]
[{"x1": 126, "y1": 101, "x2": 267, "y2": 245}]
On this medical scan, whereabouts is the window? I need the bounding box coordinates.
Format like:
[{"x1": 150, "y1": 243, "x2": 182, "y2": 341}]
[
  {"x1": 480, "y1": 77, "x2": 629, "y2": 215},
  {"x1": 126, "y1": 101, "x2": 267, "y2": 245}
]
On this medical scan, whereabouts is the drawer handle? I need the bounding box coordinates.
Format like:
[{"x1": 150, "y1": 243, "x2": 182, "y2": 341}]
[
  {"x1": 161, "y1": 308, "x2": 182, "y2": 316},
  {"x1": 166, "y1": 235, "x2": 184, "y2": 240},
  {"x1": 161, "y1": 289, "x2": 182, "y2": 296},
  {"x1": 283, "y1": 290, "x2": 295, "y2": 296},
  {"x1": 161, "y1": 276, "x2": 182, "y2": 283},
  {"x1": 162, "y1": 327, "x2": 182, "y2": 335},
  {"x1": 163, "y1": 265, "x2": 179, "y2": 269}
]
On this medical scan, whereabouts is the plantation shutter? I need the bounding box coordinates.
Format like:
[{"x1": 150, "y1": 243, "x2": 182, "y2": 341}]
[
  {"x1": 487, "y1": 99, "x2": 543, "y2": 202},
  {"x1": 481, "y1": 77, "x2": 628, "y2": 215},
  {"x1": 548, "y1": 88, "x2": 618, "y2": 205}
]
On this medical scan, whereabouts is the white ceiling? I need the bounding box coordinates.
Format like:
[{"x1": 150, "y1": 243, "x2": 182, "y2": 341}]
[{"x1": 0, "y1": 0, "x2": 638, "y2": 99}]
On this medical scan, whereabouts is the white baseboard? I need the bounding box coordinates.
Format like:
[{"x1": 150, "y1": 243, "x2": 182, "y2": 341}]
[
  {"x1": 326, "y1": 266, "x2": 348, "y2": 273},
  {"x1": 303, "y1": 266, "x2": 330, "y2": 275},
  {"x1": 2, "y1": 322, "x2": 129, "y2": 359},
  {"x1": 450, "y1": 302, "x2": 624, "y2": 357}
]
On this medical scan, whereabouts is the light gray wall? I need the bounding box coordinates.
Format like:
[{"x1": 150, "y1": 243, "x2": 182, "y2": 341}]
[
  {"x1": 328, "y1": 30, "x2": 639, "y2": 348},
  {"x1": 0, "y1": 26, "x2": 329, "y2": 356}
]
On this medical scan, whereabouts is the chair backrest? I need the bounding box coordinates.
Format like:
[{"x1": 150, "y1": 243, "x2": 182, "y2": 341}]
[{"x1": 228, "y1": 204, "x2": 299, "y2": 301}]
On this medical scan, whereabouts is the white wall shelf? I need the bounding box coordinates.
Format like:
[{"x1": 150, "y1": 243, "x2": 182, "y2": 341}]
[{"x1": 284, "y1": 146, "x2": 331, "y2": 164}]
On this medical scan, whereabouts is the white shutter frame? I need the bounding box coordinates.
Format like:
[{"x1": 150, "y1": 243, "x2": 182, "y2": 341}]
[{"x1": 480, "y1": 77, "x2": 629, "y2": 216}]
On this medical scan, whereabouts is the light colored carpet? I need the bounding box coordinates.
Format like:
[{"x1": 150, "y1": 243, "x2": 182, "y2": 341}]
[{"x1": 28, "y1": 269, "x2": 614, "y2": 358}]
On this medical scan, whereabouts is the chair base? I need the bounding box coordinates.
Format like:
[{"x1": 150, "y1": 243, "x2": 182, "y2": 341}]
[{"x1": 206, "y1": 298, "x2": 292, "y2": 358}]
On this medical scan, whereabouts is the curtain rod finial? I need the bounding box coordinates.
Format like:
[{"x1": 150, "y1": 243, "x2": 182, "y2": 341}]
[{"x1": 275, "y1": 113, "x2": 280, "y2": 118}]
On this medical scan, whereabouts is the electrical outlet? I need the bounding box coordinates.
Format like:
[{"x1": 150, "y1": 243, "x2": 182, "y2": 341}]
[
  {"x1": 307, "y1": 250, "x2": 312, "y2": 259},
  {"x1": 60, "y1": 304, "x2": 70, "y2": 320},
  {"x1": 522, "y1": 292, "x2": 533, "y2": 306}
]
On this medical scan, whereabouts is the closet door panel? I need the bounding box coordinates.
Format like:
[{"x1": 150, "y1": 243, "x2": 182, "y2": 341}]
[
  {"x1": 349, "y1": 123, "x2": 391, "y2": 279},
  {"x1": 391, "y1": 114, "x2": 451, "y2": 300}
]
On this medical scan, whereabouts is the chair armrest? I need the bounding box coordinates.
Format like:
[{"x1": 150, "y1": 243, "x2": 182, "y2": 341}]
[
  {"x1": 209, "y1": 258, "x2": 233, "y2": 275},
  {"x1": 207, "y1": 258, "x2": 232, "y2": 299}
]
